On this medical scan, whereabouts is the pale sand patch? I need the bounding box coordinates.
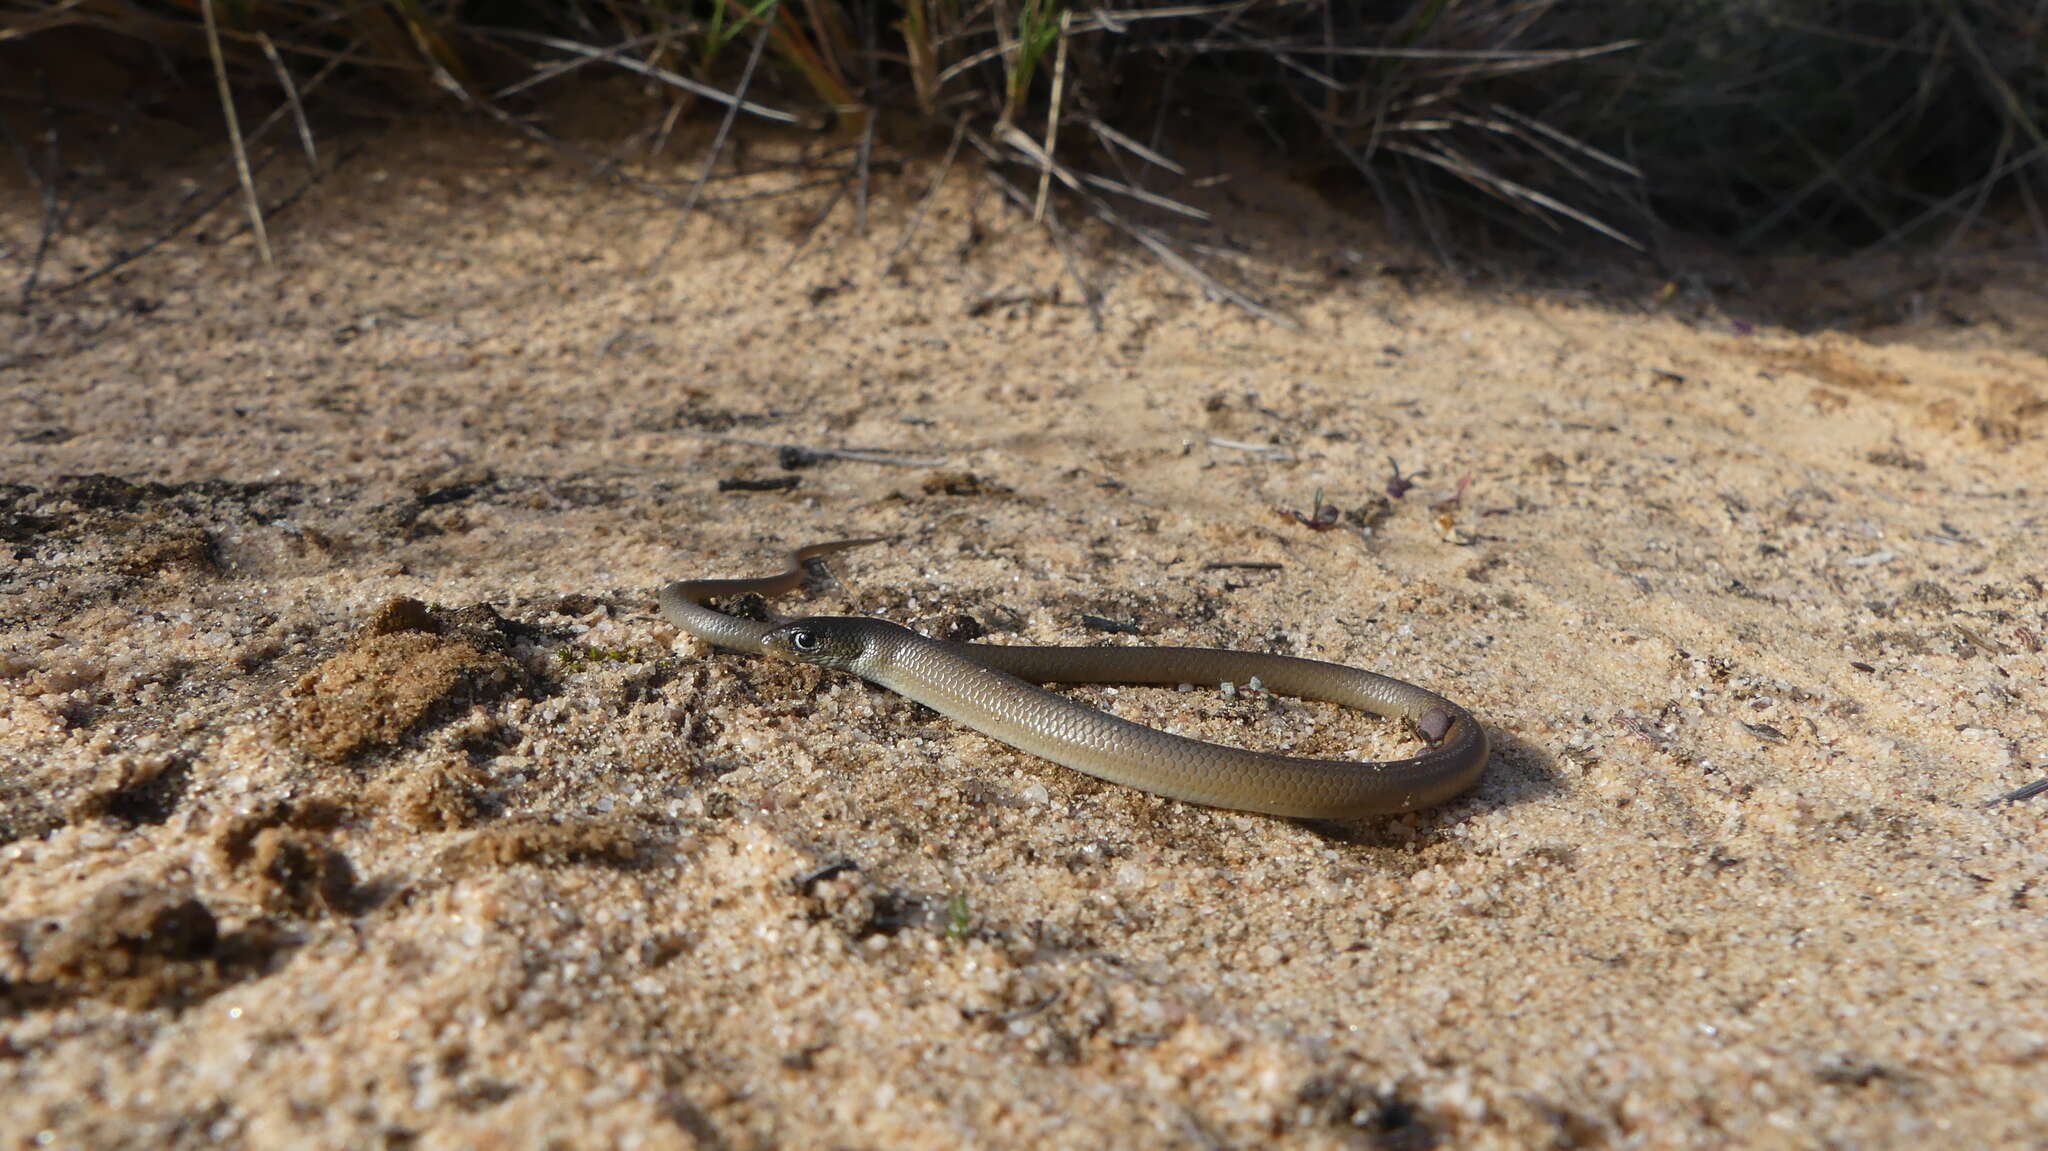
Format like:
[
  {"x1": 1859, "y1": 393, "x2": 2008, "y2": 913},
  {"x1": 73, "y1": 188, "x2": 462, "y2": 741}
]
[{"x1": 2, "y1": 123, "x2": 2044, "y2": 1149}]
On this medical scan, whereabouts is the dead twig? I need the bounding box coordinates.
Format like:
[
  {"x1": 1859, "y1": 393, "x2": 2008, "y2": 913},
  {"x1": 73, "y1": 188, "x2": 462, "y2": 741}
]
[
  {"x1": 971, "y1": 151, "x2": 1104, "y2": 330},
  {"x1": 203, "y1": 0, "x2": 272, "y2": 267},
  {"x1": 888, "y1": 117, "x2": 969, "y2": 266},
  {"x1": 1033, "y1": 9, "x2": 1073, "y2": 223},
  {"x1": 3, "y1": 72, "x2": 62, "y2": 310},
  {"x1": 476, "y1": 27, "x2": 799, "y2": 122},
  {"x1": 258, "y1": 32, "x2": 319, "y2": 173},
  {"x1": 1987, "y1": 778, "x2": 2048, "y2": 806},
  {"x1": 776, "y1": 176, "x2": 852, "y2": 272},
  {"x1": 854, "y1": 106, "x2": 877, "y2": 236},
  {"x1": 683, "y1": 430, "x2": 951, "y2": 469},
  {"x1": 1206, "y1": 436, "x2": 1292, "y2": 460},
  {"x1": 654, "y1": 20, "x2": 775, "y2": 273}
]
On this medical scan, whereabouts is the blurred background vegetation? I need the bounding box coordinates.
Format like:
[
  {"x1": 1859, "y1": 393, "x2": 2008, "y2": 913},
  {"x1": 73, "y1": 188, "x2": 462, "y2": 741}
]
[{"x1": 2, "y1": 0, "x2": 2042, "y2": 305}]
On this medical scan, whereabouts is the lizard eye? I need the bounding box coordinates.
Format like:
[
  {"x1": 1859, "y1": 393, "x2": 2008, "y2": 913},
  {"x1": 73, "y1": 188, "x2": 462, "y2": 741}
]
[{"x1": 791, "y1": 629, "x2": 818, "y2": 653}]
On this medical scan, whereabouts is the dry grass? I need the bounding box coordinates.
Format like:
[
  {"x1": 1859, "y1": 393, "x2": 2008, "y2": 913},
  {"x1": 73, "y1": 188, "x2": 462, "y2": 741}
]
[{"x1": 1, "y1": 0, "x2": 2041, "y2": 312}]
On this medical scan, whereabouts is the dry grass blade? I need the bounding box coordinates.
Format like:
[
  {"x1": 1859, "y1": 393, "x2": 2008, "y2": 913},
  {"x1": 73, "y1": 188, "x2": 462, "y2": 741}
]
[
  {"x1": 1119, "y1": 218, "x2": 1295, "y2": 327},
  {"x1": 10, "y1": 0, "x2": 2037, "y2": 309},
  {"x1": 682, "y1": 22, "x2": 774, "y2": 221},
  {"x1": 855, "y1": 108, "x2": 877, "y2": 234},
  {"x1": 1387, "y1": 139, "x2": 1644, "y2": 251},
  {"x1": 386, "y1": 0, "x2": 473, "y2": 93},
  {"x1": 2, "y1": 84, "x2": 62, "y2": 308},
  {"x1": 0, "y1": 0, "x2": 95, "y2": 40},
  {"x1": 965, "y1": 128, "x2": 1104, "y2": 327},
  {"x1": 1066, "y1": 2, "x2": 1271, "y2": 34},
  {"x1": 1871, "y1": 139, "x2": 2048, "y2": 252},
  {"x1": 39, "y1": 46, "x2": 353, "y2": 298},
  {"x1": 682, "y1": 430, "x2": 951, "y2": 467},
  {"x1": 258, "y1": 32, "x2": 320, "y2": 173},
  {"x1": 49, "y1": 152, "x2": 277, "y2": 298},
  {"x1": 990, "y1": 176, "x2": 1105, "y2": 331},
  {"x1": 989, "y1": 121, "x2": 1065, "y2": 179},
  {"x1": 1084, "y1": 118, "x2": 1186, "y2": 176},
  {"x1": 937, "y1": 40, "x2": 1011, "y2": 86},
  {"x1": 1734, "y1": 98, "x2": 1921, "y2": 249},
  {"x1": 1943, "y1": 4, "x2": 2044, "y2": 151},
  {"x1": 888, "y1": 116, "x2": 969, "y2": 265},
  {"x1": 741, "y1": 0, "x2": 860, "y2": 116},
  {"x1": 1216, "y1": 22, "x2": 1343, "y2": 91},
  {"x1": 1486, "y1": 103, "x2": 1638, "y2": 178},
  {"x1": 1438, "y1": 111, "x2": 1623, "y2": 202},
  {"x1": 491, "y1": 30, "x2": 677, "y2": 101},
  {"x1": 480, "y1": 27, "x2": 800, "y2": 122},
  {"x1": 1032, "y1": 9, "x2": 1072, "y2": 223},
  {"x1": 900, "y1": 0, "x2": 940, "y2": 113},
  {"x1": 201, "y1": 0, "x2": 271, "y2": 267},
  {"x1": 777, "y1": 177, "x2": 852, "y2": 272},
  {"x1": 1078, "y1": 172, "x2": 1210, "y2": 220},
  {"x1": 1193, "y1": 38, "x2": 1641, "y2": 63},
  {"x1": 1205, "y1": 436, "x2": 1292, "y2": 460},
  {"x1": 985, "y1": 121, "x2": 1284, "y2": 325}
]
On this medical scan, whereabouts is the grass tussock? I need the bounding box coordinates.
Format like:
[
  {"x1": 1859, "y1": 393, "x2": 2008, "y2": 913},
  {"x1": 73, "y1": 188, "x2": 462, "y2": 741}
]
[{"x1": 1, "y1": 0, "x2": 2042, "y2": 310}]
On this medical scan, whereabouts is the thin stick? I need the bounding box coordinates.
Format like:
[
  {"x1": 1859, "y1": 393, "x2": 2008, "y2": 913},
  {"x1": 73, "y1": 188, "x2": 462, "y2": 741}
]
[
  {"x1": 1002, "y1": 144, "x2": 1188, "y2": 323},
  {"x1": 203, "y1": 0, "x2": 272, "y2": 267},
  {"x1": 1085, "y1": 117, "x2": 1185, "y2": 175},
  {"x1": 492, "y1": 30, "x2": 672, "y2": 100},
  {"x1": 687, "y1": 176, "x2": 854, "y2": 206},
  {"x1": 776, "y1": 177, "x2": 851, "y2": 273},
  {"x1": 3, "y1": 73, "x2": 61, "y2": 310},
  {"x1": 649, "y1": 94, "x2": 687, "y2": 158},
  {"x1": 47, "y1": 49, "x2": 351, "y2": 297},
  {"x1": 1033, "y1": 9, "x2": 1072, "y2": 223},
  {"x1": 1121, "y1": 217, "x2": 1296, "y2": 327},
  {"x1": 479, "y1": 27, "x2": 798, "y2": 122},
  {"x1": 682, "y1": 430, "x2": 951, "y2": 468},
  {"x1": 1387, "y1": 138, "x2": 1643, "y2": 250},
  {"x1": 1988, "y1": 778, "x2": 2048, "y2": 806},
  {"x1": 258, "y1": 32, "x2": 319, "y2": 173},
  {"x1": 2017, "y1": 165, "x2": 2047, "y2": 257},
  {"x1": 1939, "y1": 125, "x2": 2011, "y2": 256},
  {"x1": 1206, "y1": 436, "x2": 1293, "y2": 459},
  {"x1": 219, "y1": 140, "x2": 358, "y2": 248},
  {"x1": 995, "y1": 121, "x2": 1082, "y2": 193},
  {"x1": 888, "y1": 116, "x2": 969, "y2": 265},
  {"x1": 973, "y1": 155, "x2": 1104, "y2": 330},
  {"x1": 1734, "y1": 99, "x2": 1917, "y2": 249},
  {"x1": 855, "y1": 106, "x2": 877, "y2": 235},
  {"x1": 1079, "y1": 171, "x2": 1210, "y2": 219},
  {"x1": 671, "y1": 22, "x2": 772, "y2": 236},
  {"x1": 1032, "y1": 197, "x2": 1105, "y2": 331},
  {"x1": 1870, "y1": 140, "x2": 2048, "y2": 251},
  {"x1": 986, "y1": 121, "x2": 1263, "y2": 327},
  {"x1": 1179, "y1": 39, "x2": 1640, "y2": 63},
  {"x1": 52, "y1": 173, "x2": 251, "y2": 297}
]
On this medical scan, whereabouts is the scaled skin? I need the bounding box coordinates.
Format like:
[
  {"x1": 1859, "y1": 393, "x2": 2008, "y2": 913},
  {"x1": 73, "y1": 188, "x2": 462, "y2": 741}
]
[{"x1": 663, "y1": 544, "x2": 1488, "y2": 818}]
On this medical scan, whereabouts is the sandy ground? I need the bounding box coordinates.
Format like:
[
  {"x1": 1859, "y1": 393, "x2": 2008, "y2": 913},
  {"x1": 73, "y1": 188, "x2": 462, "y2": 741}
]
[{"x1": 2, "y1": 120, "x2": 2046, "y2": 1150}]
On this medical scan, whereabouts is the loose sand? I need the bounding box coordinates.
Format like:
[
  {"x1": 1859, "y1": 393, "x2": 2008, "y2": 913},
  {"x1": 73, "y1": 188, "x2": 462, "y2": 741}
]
[{"x1": 3, "y1": 122, "x2": 2045, "y2": 1149}]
